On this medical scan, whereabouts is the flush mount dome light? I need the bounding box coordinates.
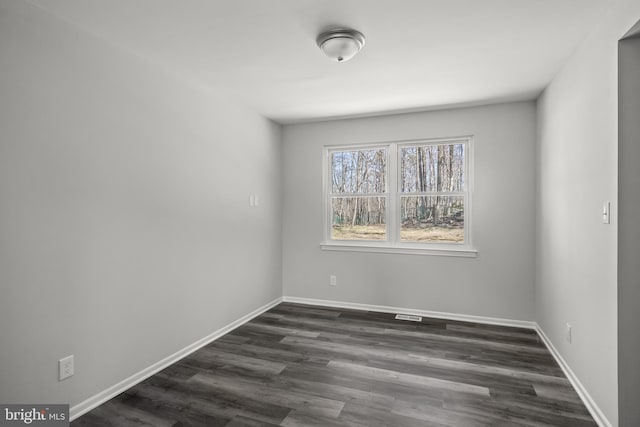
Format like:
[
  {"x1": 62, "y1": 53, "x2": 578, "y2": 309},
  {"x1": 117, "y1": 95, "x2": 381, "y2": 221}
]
[{"x1": 316, "y1": 28, "x2": 365, "y2": 62}]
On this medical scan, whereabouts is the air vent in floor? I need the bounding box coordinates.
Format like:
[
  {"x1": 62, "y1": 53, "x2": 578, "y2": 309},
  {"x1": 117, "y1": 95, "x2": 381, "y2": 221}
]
[{"x1": 395, "y1": 314, "x2": 422, "y2": 322}]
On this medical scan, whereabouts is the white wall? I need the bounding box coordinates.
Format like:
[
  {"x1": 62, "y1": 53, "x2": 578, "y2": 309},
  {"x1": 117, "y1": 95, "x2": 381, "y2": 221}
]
[
  {"x1": 0, "y1": 0, "x2": 282, "y2": 408},
  {"x1": 282, "y1": 102, "x2": 536, "y2": 321},
  {"x1": 536, "y1": 1, "x2": 640, "y2": 425},
  {"x1": 618, "y1": 31, "x2": 640, "y2": 427}
]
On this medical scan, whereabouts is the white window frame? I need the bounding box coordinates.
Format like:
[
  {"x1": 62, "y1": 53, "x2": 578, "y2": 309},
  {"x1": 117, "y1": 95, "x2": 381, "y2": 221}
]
[{"x1": 321, "y1": 137, "x2": 477, "y2": 257}]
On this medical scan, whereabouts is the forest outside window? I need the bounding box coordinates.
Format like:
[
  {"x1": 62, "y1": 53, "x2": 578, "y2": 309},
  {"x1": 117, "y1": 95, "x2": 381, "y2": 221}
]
[
  {"x1": 323, "y1": 138, "x2": 475, "y2": 256},
  {"x1": 329, "y1": 147, "x2": 388, "y2": 241}
]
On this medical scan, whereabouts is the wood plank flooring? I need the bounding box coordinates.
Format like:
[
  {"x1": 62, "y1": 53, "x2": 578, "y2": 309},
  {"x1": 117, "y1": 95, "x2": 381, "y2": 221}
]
[{"x1": 72, "y1": 303, "x2": 597, "y2": 426}]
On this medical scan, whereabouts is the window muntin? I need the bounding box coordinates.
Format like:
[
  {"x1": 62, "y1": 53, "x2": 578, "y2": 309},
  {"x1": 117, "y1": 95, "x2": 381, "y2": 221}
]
[{"x1": 325, "y1": 138, "x2": 472, "y2": 251}]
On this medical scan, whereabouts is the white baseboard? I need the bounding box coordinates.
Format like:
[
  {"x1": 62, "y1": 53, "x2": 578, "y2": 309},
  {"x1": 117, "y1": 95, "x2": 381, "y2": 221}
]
[
  {"x1": 282, "y1": 296, "x2": 537, "y2": 329},
  {"x1": 69, "y1": 296, "x2": 283, "y2": 421},
  {"x1": 535, "y1": 325, "x2": 612, "y2": 427}
]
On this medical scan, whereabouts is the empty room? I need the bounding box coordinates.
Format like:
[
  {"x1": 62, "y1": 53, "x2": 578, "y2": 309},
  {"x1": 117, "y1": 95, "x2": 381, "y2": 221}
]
[{"x1": 1, "y1": 0, "x2": 640, "y2": 426}]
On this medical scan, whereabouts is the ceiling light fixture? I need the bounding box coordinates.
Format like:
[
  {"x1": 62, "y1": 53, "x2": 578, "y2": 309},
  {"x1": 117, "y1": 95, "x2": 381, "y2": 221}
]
[{"x1": 316, "y1": 28, "x2": 365, "y2": 62}]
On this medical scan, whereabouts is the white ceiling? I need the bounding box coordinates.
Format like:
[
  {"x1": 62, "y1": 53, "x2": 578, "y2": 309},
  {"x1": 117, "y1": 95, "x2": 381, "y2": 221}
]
[{"x1": 28, "y1": 0, "x2": 609, "y2": 123}]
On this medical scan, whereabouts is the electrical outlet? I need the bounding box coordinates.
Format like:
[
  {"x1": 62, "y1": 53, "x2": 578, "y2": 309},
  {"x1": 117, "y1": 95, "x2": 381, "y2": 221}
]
[
  {"x1": 59, "y1": 355, "x2": 74, "y2": 381},
  {"x1": 329, "y1": 275, "x2": 337, "y2": 286},
  {"x1": 566, "y1": 323, "x2": 572, "y2": 343}
]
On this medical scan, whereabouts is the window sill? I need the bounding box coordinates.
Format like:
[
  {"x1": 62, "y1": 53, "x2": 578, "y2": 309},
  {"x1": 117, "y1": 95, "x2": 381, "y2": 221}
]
[{"x1": 320, "y1": 242, "x2": 478, "y2": 258}]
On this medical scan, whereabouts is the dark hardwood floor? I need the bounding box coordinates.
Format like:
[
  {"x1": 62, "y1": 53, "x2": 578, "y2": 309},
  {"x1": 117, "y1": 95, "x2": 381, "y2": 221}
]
[{"x1": 72, "y1": 302, "x2": 596, "y2": 426}]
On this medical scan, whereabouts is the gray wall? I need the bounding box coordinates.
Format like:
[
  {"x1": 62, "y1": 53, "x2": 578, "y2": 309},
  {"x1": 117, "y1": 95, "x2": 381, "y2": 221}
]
[
  {"x1": 0, "y1": 1, "x2": 282, "y2": 408},
  {"x1": 536, "y1": 1, "x2": 640, "y2": 425},
  {"x1": 618, "y1": 30, "x2": 640, "y2": 427},
  {"x1": 282, "y1": 102, "x2": 536, "y2": 321}
]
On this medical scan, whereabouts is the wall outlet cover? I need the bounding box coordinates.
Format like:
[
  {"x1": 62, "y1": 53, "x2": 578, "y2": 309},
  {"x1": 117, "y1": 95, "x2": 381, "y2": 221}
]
[{"x1": 59, "y1": 355, "x2": 74, "y2": 381}]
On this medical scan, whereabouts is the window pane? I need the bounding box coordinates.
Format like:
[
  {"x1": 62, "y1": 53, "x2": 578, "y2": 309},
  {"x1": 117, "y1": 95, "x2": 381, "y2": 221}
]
[
  {"x1": 400, "y1": 144, "x2": 465, "y2": 192},
  {"x1": 331, "y1": 149, "x2": 386, "y2": 193},
  {"x1": 400, "y1": 196, "x2": 464, "y2": 243},
  {"x1": 331, "y1": 196, "x2": 386, "y2": 240}
]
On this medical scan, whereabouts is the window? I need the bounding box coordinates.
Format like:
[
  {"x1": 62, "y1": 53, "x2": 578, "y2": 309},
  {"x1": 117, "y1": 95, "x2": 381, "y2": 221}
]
[
  {"x1": 323, "y1": 137, "x2": 475, "y2": 257},
  {"x1": 329, "y1": 147, "x2": 388, "y2": 241}
]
